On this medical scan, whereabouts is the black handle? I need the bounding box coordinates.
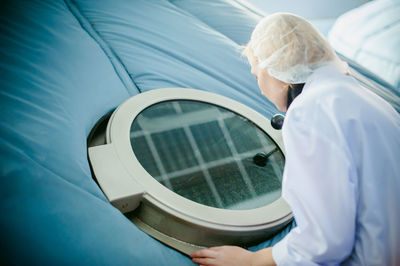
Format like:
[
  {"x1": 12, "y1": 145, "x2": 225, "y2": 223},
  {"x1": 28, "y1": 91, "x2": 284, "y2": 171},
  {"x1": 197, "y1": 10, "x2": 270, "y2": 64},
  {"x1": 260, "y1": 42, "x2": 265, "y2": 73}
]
[
  {"x1": 253, "y1": 147, "x2": 279, "y2": 167},
  {"x1": 271, "y1": 114, "x2": 285, "y2": 130}
]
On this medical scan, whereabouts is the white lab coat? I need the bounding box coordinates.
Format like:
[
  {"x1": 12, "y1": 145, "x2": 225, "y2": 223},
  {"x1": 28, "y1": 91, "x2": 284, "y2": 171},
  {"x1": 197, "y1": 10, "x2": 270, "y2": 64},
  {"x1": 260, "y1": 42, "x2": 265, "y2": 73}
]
[{"x1": 272, "y1": 64, "x2": 400, "y2": 265}]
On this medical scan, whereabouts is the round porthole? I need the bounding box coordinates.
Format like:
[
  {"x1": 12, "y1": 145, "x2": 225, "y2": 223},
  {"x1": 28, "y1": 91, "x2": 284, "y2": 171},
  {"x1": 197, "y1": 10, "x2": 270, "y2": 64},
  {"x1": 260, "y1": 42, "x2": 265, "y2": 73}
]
[{"x1": 88, "y1": 88, "x2": 292, "y2": 254}]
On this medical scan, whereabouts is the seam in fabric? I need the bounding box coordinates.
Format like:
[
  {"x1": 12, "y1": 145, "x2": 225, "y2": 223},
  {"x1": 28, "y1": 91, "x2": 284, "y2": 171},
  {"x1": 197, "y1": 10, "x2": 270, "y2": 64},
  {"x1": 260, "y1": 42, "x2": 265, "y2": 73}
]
[
  {"x1": 64, "y1": 0, "x2": 141, "y2": 95},
  {"x1": 231, "y1": 0, "x2": 265, "y2": 17},
  {"x1": 167, "y1": 0, "x2": 262, "y2": 46}
]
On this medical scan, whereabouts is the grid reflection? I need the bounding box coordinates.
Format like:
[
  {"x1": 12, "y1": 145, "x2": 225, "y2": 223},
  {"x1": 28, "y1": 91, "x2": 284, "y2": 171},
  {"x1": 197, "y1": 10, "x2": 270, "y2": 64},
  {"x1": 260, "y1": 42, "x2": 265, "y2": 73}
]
[{"x1": 130, "y1": 100, "x2": 284, "y2": 210}]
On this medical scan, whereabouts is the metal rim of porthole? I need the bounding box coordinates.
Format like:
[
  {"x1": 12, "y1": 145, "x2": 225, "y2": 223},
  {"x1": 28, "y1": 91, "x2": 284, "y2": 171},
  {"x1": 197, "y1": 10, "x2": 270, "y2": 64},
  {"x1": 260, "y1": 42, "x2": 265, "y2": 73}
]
[{"x1": 88, "y1": 88, "x2": 292, "y2": 255}]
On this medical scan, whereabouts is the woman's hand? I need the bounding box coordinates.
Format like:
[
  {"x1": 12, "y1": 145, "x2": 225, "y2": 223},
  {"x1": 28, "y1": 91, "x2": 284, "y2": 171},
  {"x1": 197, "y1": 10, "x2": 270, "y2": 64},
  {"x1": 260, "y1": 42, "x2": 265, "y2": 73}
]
[
  {"x1": 190, "y1": 246, "x2": 253, "y2": 266},
  {"x1": 190, "y1": 246, "x2": 276, "y2": 266}
]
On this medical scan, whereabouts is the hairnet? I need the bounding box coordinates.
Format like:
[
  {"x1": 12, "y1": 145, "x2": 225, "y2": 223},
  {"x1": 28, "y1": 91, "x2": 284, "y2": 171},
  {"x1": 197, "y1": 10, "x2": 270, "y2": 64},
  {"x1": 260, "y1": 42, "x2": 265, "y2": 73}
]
[{"x1": 244, "y1": 13, "x2": 348, "y2": 84}]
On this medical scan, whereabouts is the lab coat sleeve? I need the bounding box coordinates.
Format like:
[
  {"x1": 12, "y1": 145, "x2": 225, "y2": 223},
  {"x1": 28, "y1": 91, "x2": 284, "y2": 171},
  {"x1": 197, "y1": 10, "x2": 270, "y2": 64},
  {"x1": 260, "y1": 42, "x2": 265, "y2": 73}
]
[{"x1": 272, "y1": 120, "x2": 357, "y2": 265}]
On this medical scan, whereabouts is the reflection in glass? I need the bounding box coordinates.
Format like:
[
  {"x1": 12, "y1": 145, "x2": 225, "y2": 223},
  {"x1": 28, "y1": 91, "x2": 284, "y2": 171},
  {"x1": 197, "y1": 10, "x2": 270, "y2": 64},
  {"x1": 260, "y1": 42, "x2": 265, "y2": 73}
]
[
  {"x1": 209, "y1": 162, "x2": 252, "y2": 207},
  {"x1": 169, "y1": 171, "x2": 218, "y2": 208},
  {"x1": 151, "y1": 128, "x2": 198, "y2": 173},
  {"x1": 130, "y1": 100, "x2": 284, "y2": 210},
  {"x1": 190, "y1": 121, "x2": 232, "y2": 162}
]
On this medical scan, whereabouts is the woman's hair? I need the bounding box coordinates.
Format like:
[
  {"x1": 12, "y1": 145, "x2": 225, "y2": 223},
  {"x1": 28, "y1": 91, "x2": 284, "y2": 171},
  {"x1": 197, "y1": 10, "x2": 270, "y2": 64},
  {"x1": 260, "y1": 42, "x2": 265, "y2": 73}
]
[{"x1": 243, "y1": 12, "x2": 348, "y2": 84}]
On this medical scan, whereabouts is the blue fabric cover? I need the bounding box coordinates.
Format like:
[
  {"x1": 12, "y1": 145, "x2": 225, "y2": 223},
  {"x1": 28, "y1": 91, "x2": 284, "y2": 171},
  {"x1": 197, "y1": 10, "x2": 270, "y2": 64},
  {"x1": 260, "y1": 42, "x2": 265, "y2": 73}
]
[
  {"x1": 0, "y1": 0, "x2": 399, "y2": 264},
  {"x1": 328, "y1": 0, "x2": 400, "y2": 90},
  {"x1": 71, "y1": 0, "x2": 275, "y2": 117},
  {"x1": 168, "y1": 0, "x2": 262, "y2": 45},
  {"x1": 0, "y1": 1, "x2": 176, "y2": 265},
  {"x1": 0, "y1": 0, "x2": 269, "y2": 264}
]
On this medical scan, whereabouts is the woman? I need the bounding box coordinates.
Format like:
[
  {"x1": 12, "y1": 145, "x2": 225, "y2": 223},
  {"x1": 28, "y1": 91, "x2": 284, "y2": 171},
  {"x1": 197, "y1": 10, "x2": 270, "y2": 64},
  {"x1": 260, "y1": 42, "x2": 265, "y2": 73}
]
[{"x1": 190, "y1": 13, "x2": 400, "y2": 265}]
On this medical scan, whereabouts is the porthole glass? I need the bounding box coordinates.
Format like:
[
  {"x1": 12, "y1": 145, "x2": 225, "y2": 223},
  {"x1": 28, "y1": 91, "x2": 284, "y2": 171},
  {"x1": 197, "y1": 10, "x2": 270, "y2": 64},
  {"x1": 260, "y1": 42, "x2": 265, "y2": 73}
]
[
  {"x1": 88, "y1": 88, "x2": 292, "y2": 255},
  {"x1": 130, "y1": 100, "x2": 284, "y2": 210}
]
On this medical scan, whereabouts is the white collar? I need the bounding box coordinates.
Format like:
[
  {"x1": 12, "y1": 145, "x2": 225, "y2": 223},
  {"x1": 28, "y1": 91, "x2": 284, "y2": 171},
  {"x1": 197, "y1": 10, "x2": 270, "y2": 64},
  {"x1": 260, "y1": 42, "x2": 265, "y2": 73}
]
[{"x1": 303, "y1": 60, "x2": 349, "y2": 91}]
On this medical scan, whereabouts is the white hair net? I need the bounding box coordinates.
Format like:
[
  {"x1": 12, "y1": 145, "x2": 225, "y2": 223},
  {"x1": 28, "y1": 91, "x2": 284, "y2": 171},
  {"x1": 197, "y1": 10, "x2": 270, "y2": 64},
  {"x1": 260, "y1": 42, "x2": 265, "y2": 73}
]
[{"x1": 245, "y1": 13, "x2": 348, "y2": 84}]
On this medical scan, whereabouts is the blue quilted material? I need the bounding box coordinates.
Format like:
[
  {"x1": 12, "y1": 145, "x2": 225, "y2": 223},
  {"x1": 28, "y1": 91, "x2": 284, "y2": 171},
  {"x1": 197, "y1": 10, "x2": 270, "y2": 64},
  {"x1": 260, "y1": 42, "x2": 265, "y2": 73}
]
[
  {"x1": 0, "y1": 0, "x2": 266, "y2": 264},
  {"x1": 0, "y1": 0, "x2": 399, "y2": 264},
  {"x1": 71, "y1": 0, "x2": 275, "y2": 117},
  {"x1": 329, "y1": 0, "x2": 400, "y2": 90}
]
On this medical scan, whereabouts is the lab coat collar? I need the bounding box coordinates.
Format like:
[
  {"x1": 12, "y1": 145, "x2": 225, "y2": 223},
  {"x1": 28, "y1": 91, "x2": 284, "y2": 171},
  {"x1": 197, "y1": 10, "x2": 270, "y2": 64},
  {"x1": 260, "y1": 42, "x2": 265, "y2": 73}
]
[{"x1": 303, "y1": 60, "x2": 349, "y2": 92}]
